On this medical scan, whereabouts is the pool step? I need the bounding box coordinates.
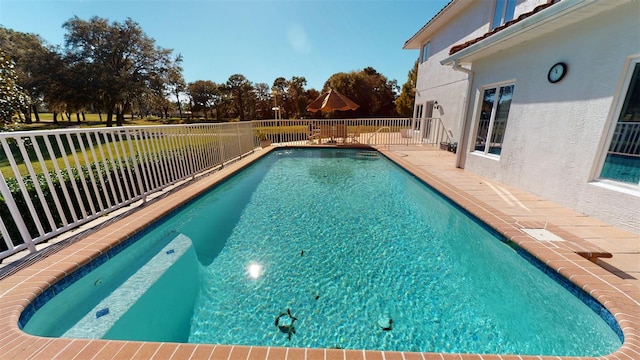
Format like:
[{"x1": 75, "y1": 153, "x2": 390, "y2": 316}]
[
  {"x1": 62, "y1": 234, "x2": 193, "y2": 339},
  {"x1": 355, "y1": 151, "x2": 380, "y2": 160}
]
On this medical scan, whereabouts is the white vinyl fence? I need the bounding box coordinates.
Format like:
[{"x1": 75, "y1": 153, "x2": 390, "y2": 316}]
[
  {"x1": 253, "y1": 117, "x2": 449, "y2": 147},
  {"x1": 0, "y1": 118, "x2": 448, "y2": 261},
  {"x1": 0, "y1": 122, "x2": 256, "y2": 260}
]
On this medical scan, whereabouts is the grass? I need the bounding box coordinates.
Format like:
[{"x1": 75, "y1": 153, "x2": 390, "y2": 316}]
[
  {"x1": 1, "y1": 114, "x2": 235, "y2": 178},
  {"x1": 0, "y1": 129, "x2": 224, "y2": 179},
  {"x1": 8, "y1": 114, "x2": 192, "y2": 132},
  {"x1": 2, "y1": 117, "x2": 404, "y2": 179}
]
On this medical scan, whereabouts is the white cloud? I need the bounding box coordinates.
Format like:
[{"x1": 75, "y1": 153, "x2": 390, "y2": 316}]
[{"x1": 287, "y1": 23, "x2": 312, "y2": 53}]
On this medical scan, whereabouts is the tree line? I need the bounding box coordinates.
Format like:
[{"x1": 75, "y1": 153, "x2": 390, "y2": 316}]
[{"x1": 0, "y1": 16, "x2": 417, "y2": 127}]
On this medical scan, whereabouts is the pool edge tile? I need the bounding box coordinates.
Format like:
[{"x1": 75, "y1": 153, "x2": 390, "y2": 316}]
[
  {"x1": 0, "y1": 147, "x2": 637, "y2": 360},
  {"x1": 245, "y1": 346, "x2": 269, "y2": 360},
  {"x1": 266, "y1": 346, "x2": 287, "y2": 359},
  {"x1": 227, "y1": 345, "x2": 251, "y2": 360}
]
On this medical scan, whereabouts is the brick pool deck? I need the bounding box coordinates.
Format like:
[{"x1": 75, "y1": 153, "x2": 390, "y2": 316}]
[{"x1": 0, "y1": 145, "x2": 638, "y2": 360}]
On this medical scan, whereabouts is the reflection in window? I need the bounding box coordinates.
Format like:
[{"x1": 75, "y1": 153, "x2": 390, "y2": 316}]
[
  {"x1": 476, "y1": 89, "x2": 495, "y2": 151},
  {"x1": 474, "y1": 84, "x2": 514, "y2": 156},
  {"x1": 492, "y1": 0, "x2": 517, "y2": 30},
  {"x1": 421, "y1": 42, "x2": 431, "y2": 63},
  {"x1": 600, "y1": 62, "x2": 640, "y2": 185}
]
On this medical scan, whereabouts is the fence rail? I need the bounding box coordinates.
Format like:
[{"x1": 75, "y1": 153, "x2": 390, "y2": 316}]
[
  {"x1": 0, "y1": 118, "x2": 447, "y2": 261},
  {"x1": 252, "y1": 118, "x2": 448, "y2": 147}
]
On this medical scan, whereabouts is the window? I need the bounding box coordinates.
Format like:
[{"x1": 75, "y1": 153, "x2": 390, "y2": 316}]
[
  {"x1": 491, "y1": 0, "x2": 517, "y2": 30},
  {"x1": 474, "y1": 84, "x2": 515, "y2": 156},
  {"x1": 599, "y1": 61, "x2": 640, "y2": 185},
  {"x1": 412, "y1": 104, "x2": 424, "y2": 133},
  {"x1": 415, "y1": 104, "x2": 423, "y2": 118},
  {"x1": 421, "y1": 41, "x2": 430, "y2": 63}
]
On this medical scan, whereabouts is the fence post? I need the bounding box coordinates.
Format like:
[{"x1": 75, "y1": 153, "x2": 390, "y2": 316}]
[
  {"x1": 124, "y1": 129, "x2": 147, "y2": 205},
  {"x1": 0, "y1": 171, "x2": 36, "y2": 253},
  {"x1": 219, "y1": 125, "x2": 225, "y2": 168},
  {"x1": 185, "y1": 126, "x2": 196, "y2": 180},
  {"x1": 236, "y1": 123, "x2": 242, "y2": 158}
]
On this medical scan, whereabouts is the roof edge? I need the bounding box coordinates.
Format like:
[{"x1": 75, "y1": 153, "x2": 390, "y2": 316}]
[
  {"x1": 403, "y1": 0, "x2": 469, "y2": 50},
  {"x1": 440, "y1": 0, "x2": 630, "y2": 65}
]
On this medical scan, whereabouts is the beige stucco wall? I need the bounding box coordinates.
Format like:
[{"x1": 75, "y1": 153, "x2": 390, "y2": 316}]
[
  {"x1": 414, "y1": 0, "x2": 549, "y2": 142},
  {"x1": 461, "y1": 1, "x2": 640, "y2": 233},
  {"x1": 414, "y1": 1, "x2": 491, "y2": 142}
]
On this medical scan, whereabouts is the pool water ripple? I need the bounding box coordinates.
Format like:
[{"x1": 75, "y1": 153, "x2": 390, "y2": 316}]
[
  {"x1": 21, "y1": 149, "x2": 622, "y2": 356},
  {"x1": 184, "y1": 149, "x2": 619, "y2": 355}
]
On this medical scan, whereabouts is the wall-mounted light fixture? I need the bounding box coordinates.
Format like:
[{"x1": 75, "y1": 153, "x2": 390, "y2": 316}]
[{"x1": 433, "y1": 101, "x2": 440, "y2": 110}]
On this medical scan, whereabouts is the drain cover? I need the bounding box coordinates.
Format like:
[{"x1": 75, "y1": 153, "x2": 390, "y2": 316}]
[{"x1": 521, "y1": 229, "x2": 564, "y2": 242}]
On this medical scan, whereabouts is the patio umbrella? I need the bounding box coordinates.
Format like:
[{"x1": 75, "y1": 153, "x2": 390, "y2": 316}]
[{"x1": 306, "y1": 88, "x2": 359, "y2": 113}]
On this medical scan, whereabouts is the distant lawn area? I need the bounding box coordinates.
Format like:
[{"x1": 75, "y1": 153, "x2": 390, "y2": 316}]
[
  {"x1": 7, "y1": 113, "x2": 196, "y2": 132},
  {"x1": 0, "y1": 114, "x2": 233, "y2": 178}
]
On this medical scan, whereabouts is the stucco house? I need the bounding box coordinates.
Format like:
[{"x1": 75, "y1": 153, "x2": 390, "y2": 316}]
[{"x1": 404, "y1": 0, "x2": 640, "y2": 233}]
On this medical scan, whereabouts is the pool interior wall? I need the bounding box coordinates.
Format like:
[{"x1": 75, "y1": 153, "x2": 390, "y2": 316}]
[{"x1": 18, "y1": 148, "x2": 623, "y2": 357}]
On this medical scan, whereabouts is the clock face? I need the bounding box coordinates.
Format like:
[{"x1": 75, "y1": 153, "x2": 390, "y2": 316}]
[{"x1": 548, "y1": 62, "x2": 567, "y2": 83}]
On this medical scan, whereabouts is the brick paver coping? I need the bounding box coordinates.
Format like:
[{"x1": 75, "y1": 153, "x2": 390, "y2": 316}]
[{"x1": 0, "y1": 146, "x2": 638, "y2": 360}]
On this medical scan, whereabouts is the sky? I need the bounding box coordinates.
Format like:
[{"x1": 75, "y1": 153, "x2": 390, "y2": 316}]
[{"x1": 0, "y1": 0, "x2": 449, "y2": 91}]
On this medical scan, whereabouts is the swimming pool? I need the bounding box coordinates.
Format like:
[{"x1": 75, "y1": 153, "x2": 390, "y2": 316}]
[{"x1": 20, "y1": 148, "x2": 622, "y2": 356}]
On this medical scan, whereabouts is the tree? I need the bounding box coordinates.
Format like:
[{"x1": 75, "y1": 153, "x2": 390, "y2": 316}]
[
  {"x1": 305, "y1": 88, "x2": 320, "y2": 116},
  {"x1": 268, "y1": 76, "x2": 312, "y2": 119},
  {"x1": 166, "y1": 54, "x2": 186, "y2": 119},
  {"x1": 226, "y1": 74, "x2": 253, "y2": 121},
  {"x1": 361, "y1": 67, "x2": 397, "y2": 117},
  {"x1": 62, "y1": 16, "x2": 174, "y2": 126},
  {"x1": 41, "y1": 53, "x2": 80, "y2": 124},
  {"x1": 271, "y1": 77, "x2": 288, "y2": 118},
  {"x1": 287, "y1": 76, "x2": 307, "y2": 118},
  {"x1": 153, "y1": 94, "x2": 174, "y2": 119},
  {"x1": 323, "y1": 67, "x2": 396, "y2": 118},
  {"x1": 396, "y1": 59, "x2": 418, "y2": 117},
  {"x1": 188, "y1": 80, "x2": 220, "y2": 119},
  {"x1": 0, "y1": 49, "x2": 30, "y2": 123},
  {"x1": 0, "y1": 26, "x2": 53, "y2": 123},
  {"x1": 253, "y1": 82, "x2": 272, "y2": 119},
  {"x1": 322, "y1": 72, "x2": 364, "y2": 118}
]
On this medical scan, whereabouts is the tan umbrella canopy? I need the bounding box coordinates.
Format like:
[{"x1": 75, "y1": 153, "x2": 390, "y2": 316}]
[{"x1": 306, "y1": 88, "x2": 359, "y2": 113}]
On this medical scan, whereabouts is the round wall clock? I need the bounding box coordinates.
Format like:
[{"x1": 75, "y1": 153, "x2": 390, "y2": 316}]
[{"x1": 548, "y1": 62, "x2": 567, "y2": 83}]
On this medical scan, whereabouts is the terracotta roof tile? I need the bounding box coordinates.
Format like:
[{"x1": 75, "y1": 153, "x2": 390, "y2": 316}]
[{"x1": 449, "y1": 0, "x2": 556, "y2": 55}]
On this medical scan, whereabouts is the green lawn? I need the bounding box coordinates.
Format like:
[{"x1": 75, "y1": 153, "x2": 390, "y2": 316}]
[
  {"x1": 0, "y1": 129, "x2": 224, "y2": 179},
  {"x1": 1, "y1": 118, "x2": 395, "y2": 179},
  {"x1": 1, "y1": 114, "x2": 233, "y2": 178},
  {"x1": 8, "y1": 113, "x2": 190, "y2": 132}
]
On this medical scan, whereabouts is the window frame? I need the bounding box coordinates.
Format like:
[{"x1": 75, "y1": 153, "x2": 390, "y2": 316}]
[
  {"x1": 414, "y1": 104, "x2": 424, "y2": 119},
  {"x1": 471, "y1": 81, "x2": 516, "y2": 158},
  {"x1": 491, "y1": 0, "x2": 517, "y2": 30},
  {"x1": 421, "y1": 41, "x2": 431, "y2": 63},
  {"x1": 594, "y1": 56, "x2": 640, "y2": 189}
]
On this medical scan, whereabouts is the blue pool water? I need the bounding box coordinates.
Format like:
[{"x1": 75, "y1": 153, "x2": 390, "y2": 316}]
[{"x1": 21, "y1": 148, "x2": 622, "y2": 356}]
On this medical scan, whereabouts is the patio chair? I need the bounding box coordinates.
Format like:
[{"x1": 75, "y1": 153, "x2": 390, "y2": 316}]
[
  {"x1": 318, "y1": 125, "x2": 333, "y2": 144},
  {"x1": 335, "y1": 124, "x2": 347, "y2": 144},
  {"x1": 308, "y1": 125, "x2": 333, "y2": 144},
  {"x1": 307, "y1": 126, "x2": 321, "y2": 144},
  {"x1": 346, "y1": 125, "x2": 363, "y2": 143}
]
